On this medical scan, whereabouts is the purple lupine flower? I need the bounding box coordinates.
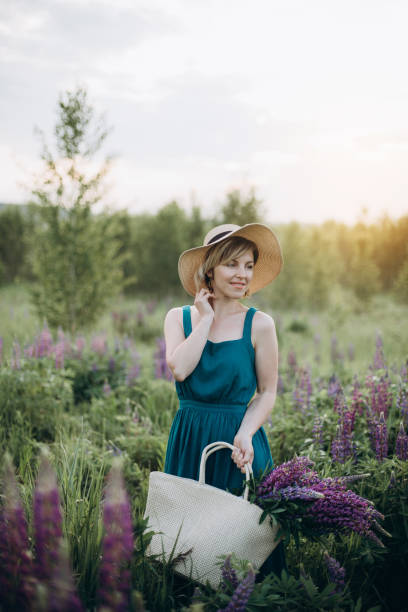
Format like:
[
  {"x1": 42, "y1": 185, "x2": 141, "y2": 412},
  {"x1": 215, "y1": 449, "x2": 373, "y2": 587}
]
[
  {"x1": 277, "y1": 374, "x2": 285, "y2": 394},
  {"x1": 395, "y1": 422, "x2": 408, "y2": 460},
  {"x1": 218, "y1": 566, "x2": 255, "y2": 612},
  {"x1": 331, "y1": 408, "x2": 355, "y2": 464},
  {"x1": 351, "y1": 377, "x2": 365, "y2": 416},
  {"x1": 154, "y1": 337, "x2": 173, "y2": 381},
  {"x1": 367, "y1": 374, "x2": 392, "y2": 419},
  {"x1": 0, "y1": 455, "x2": 34, "y2": 607},
  {"x1": 258, "y1": 485, "x2": 324, "y2": 503},
  {"x1": 221, "y1": 554, "x2": 239, "y2": 591},
  {"x1": 327, "y1": 375, "x2": 342, "y2": 398},
  {"x1": 372, "y1": 333, "x2": 386, "y2": 370},
  {"x1": 304, "y1": 481, "x2": 382, "y2": 542},
  {"x1": 312, "y1": 416, "x2": 324, "y2": 447},
  {"x1": 292, "y1": 368, "x2": 312, "y2": 413},
  {"x1": 98, "y1": 459, "x2": 134, "y2": 612},
  {"x1": 11, "y1": 341, "x2": 21, "y2": 369},
  {"x1": 400, "y1": 363, "x2": 408, "y2": 384},
  {"x1": 375, "y1": 412, "x2": 388, "y2": 462},
  {"x1": 33, "y1": 453, "x2": 64, "y2": 582},
  {"x1": 48, "y1": 539, "x2": 83, "y2": 611},
  {"x1": 256, "y1": 456, "x2": 315, "y2": 496},
  {"x1": 91, "y1": 334, "x2": 107, "y2": 356},
  {"x1": 37, "y1": 325, "x2": 54, "y2": 358},
  {"x1": 108, "y1": 357, "x2": 116, "y2": 372},
  {"x1": 324, "y1": 552, "x2": 346, "y2": 594}
]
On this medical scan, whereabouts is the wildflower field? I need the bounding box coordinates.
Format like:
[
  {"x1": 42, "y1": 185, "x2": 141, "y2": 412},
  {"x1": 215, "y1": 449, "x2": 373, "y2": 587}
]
[{"x1": 1, "y1": 284, "x2": 407, "y2": 611}]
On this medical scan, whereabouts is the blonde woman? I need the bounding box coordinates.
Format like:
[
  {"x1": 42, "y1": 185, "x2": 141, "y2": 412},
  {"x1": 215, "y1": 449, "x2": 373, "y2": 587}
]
[{"x1": 163, "y1": 223, "x2": 285, "y2": 579}]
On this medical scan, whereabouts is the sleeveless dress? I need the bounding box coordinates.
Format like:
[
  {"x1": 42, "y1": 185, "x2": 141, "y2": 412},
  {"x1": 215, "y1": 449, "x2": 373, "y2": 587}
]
[{"x1": 164, "y1": 305, "x2": 286, "y2": 579}]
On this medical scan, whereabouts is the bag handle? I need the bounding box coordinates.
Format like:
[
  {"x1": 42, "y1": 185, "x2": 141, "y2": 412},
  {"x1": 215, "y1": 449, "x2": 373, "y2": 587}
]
[{"x1": 198, "y1": 441, "x2": 253, "y2": 501}]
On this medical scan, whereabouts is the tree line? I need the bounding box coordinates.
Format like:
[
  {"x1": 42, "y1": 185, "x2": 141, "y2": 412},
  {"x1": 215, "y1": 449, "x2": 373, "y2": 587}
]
[{"x1": 0, "y1": 85, "x2": 407, "y2": 334}]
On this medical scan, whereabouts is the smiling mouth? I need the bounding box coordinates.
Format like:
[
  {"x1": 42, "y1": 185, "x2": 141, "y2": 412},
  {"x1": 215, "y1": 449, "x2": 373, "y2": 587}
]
[{"x1": 231, "y1": 283, "x2": 245, "y2": 287}]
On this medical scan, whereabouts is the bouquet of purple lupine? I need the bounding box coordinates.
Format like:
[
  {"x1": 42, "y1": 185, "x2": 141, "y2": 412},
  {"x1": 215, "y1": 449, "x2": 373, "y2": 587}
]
[{"x1": 248, "y1": 456, "x2": 390, "y2": 547}]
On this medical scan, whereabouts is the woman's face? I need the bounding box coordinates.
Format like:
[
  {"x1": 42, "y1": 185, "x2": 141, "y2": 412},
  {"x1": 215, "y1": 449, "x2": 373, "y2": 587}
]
[{"x1": 211, "y1": 248, "x2": 255, "y2": 297}]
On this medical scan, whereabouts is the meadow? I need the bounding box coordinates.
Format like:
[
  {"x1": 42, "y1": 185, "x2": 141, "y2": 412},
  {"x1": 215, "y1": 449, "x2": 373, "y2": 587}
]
[{"x1": 1, "y1": 283, "x2": 407, "y2": 611}]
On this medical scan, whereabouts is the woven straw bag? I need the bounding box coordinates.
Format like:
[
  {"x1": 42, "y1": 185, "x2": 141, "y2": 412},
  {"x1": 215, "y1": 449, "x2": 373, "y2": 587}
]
[{"x1": 143, "y1": 441, "x2": 280, "y2": 587}]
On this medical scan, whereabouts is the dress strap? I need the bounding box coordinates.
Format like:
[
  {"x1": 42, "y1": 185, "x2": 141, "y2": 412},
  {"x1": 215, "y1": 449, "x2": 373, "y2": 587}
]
[
  {"x1": 243, "y1": 307, "x2": 257, "y2": 343},
  {"x1": 182, "y1": 305, "x2": 192, "y2": 338}
]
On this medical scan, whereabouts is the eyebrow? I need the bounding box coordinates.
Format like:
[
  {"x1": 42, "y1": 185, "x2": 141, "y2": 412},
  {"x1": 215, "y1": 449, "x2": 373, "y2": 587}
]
[{"x1": 229, "y1": 258, "x2": 254, "y2": 263}]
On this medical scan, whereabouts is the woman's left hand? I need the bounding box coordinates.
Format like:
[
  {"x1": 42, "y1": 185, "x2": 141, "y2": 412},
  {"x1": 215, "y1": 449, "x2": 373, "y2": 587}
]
[{"x1": 231, "y1": 433, "x2": 254, "y2": 474}]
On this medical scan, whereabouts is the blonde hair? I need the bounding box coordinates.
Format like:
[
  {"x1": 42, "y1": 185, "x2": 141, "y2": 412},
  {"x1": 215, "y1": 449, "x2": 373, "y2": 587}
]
[{"x1": 194, "y1": 236, "x2": 259, "y2": 295}]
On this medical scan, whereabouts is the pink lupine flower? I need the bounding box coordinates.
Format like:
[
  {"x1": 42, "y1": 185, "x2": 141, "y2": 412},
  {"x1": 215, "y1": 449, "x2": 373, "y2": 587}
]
[
  {"x1": 75, "y1": 336, "x2": 86, "y2": 358},
  {"x1": 91, "y1": 334, "x2": 107, "y2": 356},
  {"x1": 0, "y1": 455, "x2": 34, "y2": 608},
  {"x1": 98, "y1": 460, "x2": 134, "y2": 612},
  {"x1": 37, "y1": 325, "x2": 54, "y2": 357},
  {"x1": 54, "y1": 341, "x2": 65, "y2": 369}
]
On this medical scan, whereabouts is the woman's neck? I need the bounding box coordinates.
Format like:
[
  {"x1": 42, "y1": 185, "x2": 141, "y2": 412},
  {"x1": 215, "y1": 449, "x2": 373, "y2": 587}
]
[{"x1": 210, "y1": 295, "x2": 245, "y2": 319}]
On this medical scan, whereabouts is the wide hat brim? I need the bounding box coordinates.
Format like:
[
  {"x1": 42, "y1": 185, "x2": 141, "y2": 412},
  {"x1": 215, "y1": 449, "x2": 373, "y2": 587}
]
[{"x1": 178, "y1": 223, "x2": 283, "y2": 297}]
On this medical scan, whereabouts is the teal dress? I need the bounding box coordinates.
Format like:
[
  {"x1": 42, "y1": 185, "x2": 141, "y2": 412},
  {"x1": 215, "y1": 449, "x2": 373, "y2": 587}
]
[{"x1": 164, "y1": 305, "x2": 285, "y2": 580}]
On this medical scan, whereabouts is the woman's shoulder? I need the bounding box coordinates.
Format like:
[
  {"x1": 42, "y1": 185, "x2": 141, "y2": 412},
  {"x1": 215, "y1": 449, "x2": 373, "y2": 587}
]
[
  {"x1": 164, "y1": 305, "x2": 191, "y2": 325},
  {"x1": 252, "y1": 309, "x2": 276, "y2": 333}
]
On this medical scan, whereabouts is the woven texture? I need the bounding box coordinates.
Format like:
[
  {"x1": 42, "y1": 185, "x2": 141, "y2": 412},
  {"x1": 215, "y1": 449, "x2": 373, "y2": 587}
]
[
  {"x1": 178, "y1": 223, "x2": 283, "y2": 297},
  {"x1": 144, "y1": 442, "x2": 279, "y2": 587}
]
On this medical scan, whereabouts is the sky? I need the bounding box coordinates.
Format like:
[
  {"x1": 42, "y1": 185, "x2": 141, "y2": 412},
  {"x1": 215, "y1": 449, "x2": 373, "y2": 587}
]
[{"x1": 1, "y1": 0, "x2": 408, "y2": 224}]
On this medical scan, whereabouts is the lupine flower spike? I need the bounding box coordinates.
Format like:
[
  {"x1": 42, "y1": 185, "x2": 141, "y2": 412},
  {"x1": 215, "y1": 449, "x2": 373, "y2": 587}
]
[
  {"x1": 98, "y1": 458, "x2": 134, "y2": 612},
  {"x1": 0, "y1": 454, "x2": 34, "y2": 608},
  {"x1": 395, "y1": 422, "x2": 408, "y2": 460},
  {"x1": 33, "y1": 452, "x2": 64, "y2": 582},
  {"x1": 324, "y1": 552, "x2": 346, "y2": 594},
  {"x1": 218, "y1": 565, "x2": 256, "y2": 612}
]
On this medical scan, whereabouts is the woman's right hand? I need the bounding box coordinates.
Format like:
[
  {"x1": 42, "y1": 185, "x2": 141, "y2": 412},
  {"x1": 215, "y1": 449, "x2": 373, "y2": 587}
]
[{"x1": 194, "y1": 287, "x2": 215, "y2": 320}]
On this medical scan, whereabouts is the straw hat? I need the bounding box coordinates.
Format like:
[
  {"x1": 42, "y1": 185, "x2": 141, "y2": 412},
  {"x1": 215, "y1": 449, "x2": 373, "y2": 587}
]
[{"x1": 178, "y1": 223, "x2": 283, "y2": 297}]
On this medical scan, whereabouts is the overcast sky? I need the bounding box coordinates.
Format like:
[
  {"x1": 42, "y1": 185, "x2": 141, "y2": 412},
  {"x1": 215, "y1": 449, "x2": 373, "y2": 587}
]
[{"x1": 1, "y1": 0, "x2": 408, "y2": 224}]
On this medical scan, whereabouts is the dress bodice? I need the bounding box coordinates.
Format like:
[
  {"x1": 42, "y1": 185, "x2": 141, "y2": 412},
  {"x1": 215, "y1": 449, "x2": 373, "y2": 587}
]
[{"x1": 175, "y1": 306, "x2": 258, "y2": 406}]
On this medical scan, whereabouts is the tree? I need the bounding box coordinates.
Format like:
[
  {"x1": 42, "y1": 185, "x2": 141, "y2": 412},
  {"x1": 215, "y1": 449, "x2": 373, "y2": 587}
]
[
  {"x1": 215, "y1": 188, "x2": 264, "y2": 225},
  {"x1": 0, "y1": 206, "x2": 29, "y2": 284},
  {"x1": 28, "y1": 86, "x2": 125, "y2": 334}
]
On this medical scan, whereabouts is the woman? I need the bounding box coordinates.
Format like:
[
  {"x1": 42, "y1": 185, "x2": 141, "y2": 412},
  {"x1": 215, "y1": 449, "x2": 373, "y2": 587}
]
[{"x1": 163, "y1": 223, "x2": 285, "y2": 579}]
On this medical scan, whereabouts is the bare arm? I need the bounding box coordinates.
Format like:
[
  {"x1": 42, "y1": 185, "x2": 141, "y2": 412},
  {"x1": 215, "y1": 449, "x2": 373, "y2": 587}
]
[
  {"x1": 231, "y1": 312, "x2": 278, "y2": 473},
  {"x1": 164, "y1": 289, "x2": 215, "y2": 381}
]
